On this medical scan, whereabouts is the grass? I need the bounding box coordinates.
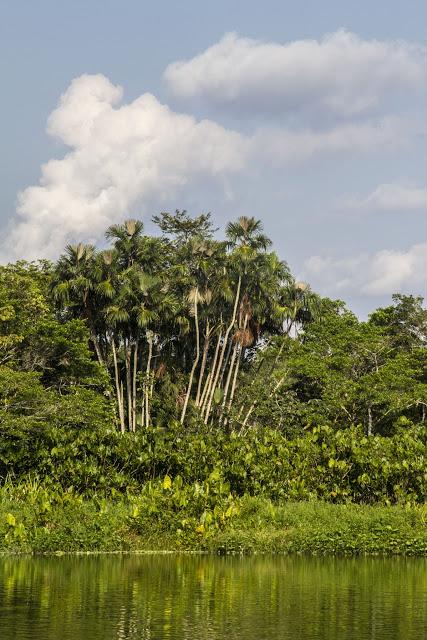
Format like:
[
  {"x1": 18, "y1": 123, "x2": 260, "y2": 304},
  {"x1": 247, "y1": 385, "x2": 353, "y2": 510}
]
[
  {"x1": 0, "y1": 480, "x2": 426, "y2": 555},
  {"x1": 210, "y1": 497, "x2": 427, "y2": 555}
]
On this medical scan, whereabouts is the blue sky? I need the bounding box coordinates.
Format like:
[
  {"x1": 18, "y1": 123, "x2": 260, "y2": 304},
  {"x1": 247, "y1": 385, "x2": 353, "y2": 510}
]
[{"x1": 2, "y1": 1, "x2": 427, "y2": 315}]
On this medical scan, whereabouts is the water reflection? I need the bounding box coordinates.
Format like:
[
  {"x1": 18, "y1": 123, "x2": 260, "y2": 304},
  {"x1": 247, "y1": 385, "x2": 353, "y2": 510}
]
[{"x1": 0, "y1": 555, "x2": 425, "y2": 639}]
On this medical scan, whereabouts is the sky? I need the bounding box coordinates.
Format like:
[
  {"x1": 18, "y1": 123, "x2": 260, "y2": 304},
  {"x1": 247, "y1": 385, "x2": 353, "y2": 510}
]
[{"x1": 2, "y1": 0, "x2": 427, "y2": 316}]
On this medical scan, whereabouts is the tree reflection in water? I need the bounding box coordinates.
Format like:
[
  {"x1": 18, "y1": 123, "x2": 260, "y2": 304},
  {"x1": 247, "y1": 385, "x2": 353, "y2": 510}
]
[{"x1": 0, "y1": 555, "x2": 426, "y2": 639}]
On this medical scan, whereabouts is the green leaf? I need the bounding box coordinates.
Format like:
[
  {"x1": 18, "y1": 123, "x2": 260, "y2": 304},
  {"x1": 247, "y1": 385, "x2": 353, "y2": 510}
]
[
  {"x1": 209, "y1": 468, "x2": 221, "y2": 483},
  {"x1": 131, "y1": 506, "x2": 140, "y2": 518},
  {"x1": 6, "y1": 513, "x2": 16, "y2": 527},
  {"x1": 163, "y1": 474, "x2": 172, "y2": 490}
]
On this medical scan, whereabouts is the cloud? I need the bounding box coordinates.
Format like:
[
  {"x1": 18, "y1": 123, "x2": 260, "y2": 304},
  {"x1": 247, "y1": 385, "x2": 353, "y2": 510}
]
[
  {"x1": 253, "y1": 117, "x2": 412, "y2": 164},
  {"x1": 304, "y1": 243, "x2": 427, "y2": 297},
  {"x1": 164, "y1": 31, "x2": 426, "y2": 118},
  {"x1": 343, "y1": 183, "x2": 427, "y2": 211},
  {"x1": 6, "y1": 74, "x2": 248, "y2": 260},
  {"x1": 4, "y1": 71, "x2": 419, "y2": 262}
]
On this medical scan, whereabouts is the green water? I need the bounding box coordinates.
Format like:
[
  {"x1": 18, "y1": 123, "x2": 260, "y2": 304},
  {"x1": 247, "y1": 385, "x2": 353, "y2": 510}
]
[{"x1": 0, "y1": 555, "x2": 426, "y2": 639}]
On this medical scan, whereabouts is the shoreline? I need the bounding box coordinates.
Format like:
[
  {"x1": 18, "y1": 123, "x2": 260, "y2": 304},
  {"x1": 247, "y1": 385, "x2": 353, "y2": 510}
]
[
  {"x1": 0, "y1": 550, "x2": 426, "y2": 557},
  {"x1": 2, "y1": 494, "x2": 426, "y2": 556}
]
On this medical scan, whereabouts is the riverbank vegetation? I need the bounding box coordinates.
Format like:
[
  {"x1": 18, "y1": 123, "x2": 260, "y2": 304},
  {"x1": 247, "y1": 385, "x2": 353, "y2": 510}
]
[
  {"x1": 0, "y1": 212, "x2": 426, "y2": 553},
  {"x1": 1, "y1": 480, "x2": 426, "y2": 554}
]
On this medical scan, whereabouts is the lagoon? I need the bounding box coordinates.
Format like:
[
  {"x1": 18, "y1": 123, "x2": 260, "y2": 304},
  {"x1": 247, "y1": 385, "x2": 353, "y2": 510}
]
[{"x1": 0, "y1": 555, "x2": 426, "y2": 639}]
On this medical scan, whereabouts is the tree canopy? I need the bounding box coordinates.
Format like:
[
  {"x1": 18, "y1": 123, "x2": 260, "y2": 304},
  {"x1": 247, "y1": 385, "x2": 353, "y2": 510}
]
[{"x1": 0, "y1": 212, "x2": 426, "y2": 441}]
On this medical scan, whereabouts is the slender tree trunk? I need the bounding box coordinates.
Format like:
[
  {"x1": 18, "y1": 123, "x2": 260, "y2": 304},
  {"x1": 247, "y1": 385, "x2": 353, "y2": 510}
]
[
  {"x1": 196, "y1": 320, "x2": 210, "y2": 407},
  {"x1": 120, "y1": 380, "x2": 125, "y2": 430},
  {"x1": 144, "y1": 385, "x2": 149, "y2": 429},
  {"x1": 199, "y1": 370, "x2": 211, "y2": 410},
  {"x1": 223, "y1": 345, "x2": 243, "y2": 430},
  {"x1": 144, "y1": 331, "x2": 153, "y2": 428},
  {"x1": 273, "y1": 338, "x2": 287, "y2": 366},
  {"x1": 149, "y1": 341, "x2": 157, "y2": 400},
  {"x1": 91, "y1": 332, "x2": 104, "y2": 367},
  {"x1": 228, "y1": 345, "x2": 243, "y2": 412},
  {"x1": 220, "y1": 342, "x2": 239, "y2": 423},
  {"x1": 125, "y1": 339, "x2": 132, "y2": 432},
  {"x1": 200, "y1": 328, "x2": 222, "y2": 417},
  {"x1": 111, "y1": 338, "x2": 125, "y2": 433},
  {"x1": 367, "y1": 405, "x2": 373, "y2": 436},
  {"x1": 219, "y1": 338, "x2": 233, "y2": 388},
  {"x1": 132, "y1": 340, "x2": 138, "y2": 432},
  {"x1": 204, "y1": 276, "x2": 241, "y2": 424},
  {"x1": 226, "y1": 314, "x2": 248, "y2": 416},
  {"x1": 181, "y1": 289, "x2": 200, "y2": 425}
]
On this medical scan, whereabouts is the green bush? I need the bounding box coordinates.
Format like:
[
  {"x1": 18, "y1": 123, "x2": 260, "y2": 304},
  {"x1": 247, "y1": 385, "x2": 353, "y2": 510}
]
[
  {"x1": 0, "y1": 423, "x2": 425, "y2": 505},
  {"x1": 1, "y1": 480, "x2": 426, "y2": 554}
]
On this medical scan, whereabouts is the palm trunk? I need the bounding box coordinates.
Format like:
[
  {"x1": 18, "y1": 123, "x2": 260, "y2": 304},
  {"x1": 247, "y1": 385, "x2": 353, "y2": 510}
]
[
  {"x1": 120, "y1": 380, "x2": 125, "y2": 430},
  {"x1": 218, "y1": 339, "x2": 233, "y2": 388},
  {"x1": 223, "y1": 345, "x2": 243, "y2": 431},
  {"x1": 111, "y1": 337, "x2": 125, "y2": 433},
  {"x1": 91, "y1": 332, "x2": 104, "y2": 367},
  {"x1": 204, "y1": 276, "x2": 241, "y2": 424},
  {"x1": 125, "y1": 339, "x2": 132, "y2": 432},
  {"x1": 220, "y1": 342, "x2": 239, "y2": 422},
  {"x1": 196, "y1": 320, "x2": 210, "y2": 407},
  {"x1": 149, "y1": 341, "x2": 156, "y2": 399},
  {"x1": 181, "y1": 289, "x2": 200, "y2": 425},
  {"x1": 132, "y1": 341, "x2": 138, "y2": 432},
  {"x1": 199, "y1": 370, "x2": 211, "y2": 412},
  {"x1": 367, "y1": 405, "x2": 373, "y2": 436},
  {"x1": 200, "y1": 328, "x2": 222, "y2": 417},
  {"x1": 144, "y1": 331, "x2": 153, "y2": 428},
  {"x1": 223, "y1": 313, "x2": 248, "y2": 423},
  {"x1": 141, "y1": 393, "x2": 145, "y2": 429},
  {"x1": 228, "y1": 343, "x2": 243, "y2": 412}
]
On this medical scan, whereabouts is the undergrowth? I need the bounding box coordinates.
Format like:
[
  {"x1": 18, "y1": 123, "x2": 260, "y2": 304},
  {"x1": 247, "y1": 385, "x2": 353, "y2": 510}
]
[{"x1": 1, "y1": 479, "x2": 426, "y2": 555}]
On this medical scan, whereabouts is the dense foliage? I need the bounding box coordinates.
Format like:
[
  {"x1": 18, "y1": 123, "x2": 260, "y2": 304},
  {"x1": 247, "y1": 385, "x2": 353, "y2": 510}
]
[
  {"x1": 0, "y1": 423, "x2": 425, "y2": 505},
  {"x1": 1, "y1": 480, "x2": 426, "y2": 554},
  {"x1": 0, "y1": 212, "x2": 426, "y2": 554},
  {"x1": 3, "y1": 212, "x2": 427, "y2": 437}
]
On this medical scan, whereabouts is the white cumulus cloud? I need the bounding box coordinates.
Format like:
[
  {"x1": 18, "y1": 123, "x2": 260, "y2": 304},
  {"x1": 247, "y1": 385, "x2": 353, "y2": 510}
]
[
  {"x1": 343, "y1": 183, "x2": 427, "y2": 211},
  {"x1": 4, "y1": 69, "x2": 420, "y2": 262},
  {"x1": 253, "y1": 117, "x2": 411, "y2": 164},
  {"x1": 7, "y1": 74, "x2": 248, "y2": 260},
  {"x1": 164, "y1": 31, "x2": 426, "y2": 118},
  {"x1": 304, "y1": 243, "x2": 427, "y2": 297}
]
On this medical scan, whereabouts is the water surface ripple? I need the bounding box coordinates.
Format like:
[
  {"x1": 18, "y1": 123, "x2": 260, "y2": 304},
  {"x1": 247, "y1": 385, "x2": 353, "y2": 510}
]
[{"x1": 0, "y1": 555, "x2": 425, "y2": 639}]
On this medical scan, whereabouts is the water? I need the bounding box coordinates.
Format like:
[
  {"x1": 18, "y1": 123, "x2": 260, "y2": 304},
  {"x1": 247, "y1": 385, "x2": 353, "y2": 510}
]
[{"x1": 0, "y1": 555, "x2": 426, "y2": 639}]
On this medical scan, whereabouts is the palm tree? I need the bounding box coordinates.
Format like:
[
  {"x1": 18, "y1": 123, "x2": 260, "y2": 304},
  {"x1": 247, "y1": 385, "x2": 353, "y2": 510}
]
[
  {"x1": 178, "y1": 237, "x2": 219, "y2": 424},
  {"x1": 105, "y1": 219, "x2": 145, "y2": 268},
  {"x1": 281, "y1": 279, "x2": 321, "y2": 337},
  {"x1": 214, "y1": 217, "x2": 288, "y2": 425},
  {"x1": 51, "y1": 212, "x2": 304, "y2": 433},
  {"x1": 225, "y1": 216, "x2": 272, "y2": 252},
  {"x1": 52, "y1": 243, "x2": 105, "y2": 364}
]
